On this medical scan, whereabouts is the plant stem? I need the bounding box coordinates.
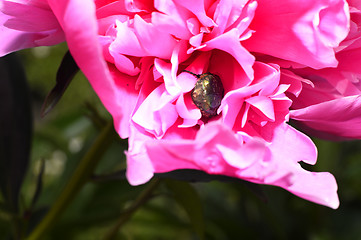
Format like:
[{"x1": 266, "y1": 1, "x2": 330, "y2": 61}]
[
  {"x1": 26, "y1": 121, "x2": 116, "y2": 240},
  {"x1": 103, "y1": 178, "x2": 161, "y2": 240}
]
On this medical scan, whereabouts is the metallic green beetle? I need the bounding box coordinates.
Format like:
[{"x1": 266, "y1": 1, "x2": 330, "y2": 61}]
[{"x1": 183, "y1": 70, "x2": 225, "y2": 118}]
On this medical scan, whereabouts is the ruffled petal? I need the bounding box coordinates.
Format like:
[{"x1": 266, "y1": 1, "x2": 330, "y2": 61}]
[
  {"x1": 203, "y1": 28, "x2": 255, "y2": 80},
  {"x1": 244, "y1": 0, "x2": 350, "y2": 68},
  {"x1": 144, "y1": 122, "x2": 338, "y2": 208},
  {"x1": 266, "y1": 124, "x2": 339, "y2": 209},
  {"x1": 132, "y1": 83, "x2": 179, "y2": 138}
]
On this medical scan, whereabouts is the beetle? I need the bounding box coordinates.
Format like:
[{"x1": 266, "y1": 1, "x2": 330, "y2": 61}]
[{"x1": 183, "y1": 70, "x2": 224, "y2": 118}]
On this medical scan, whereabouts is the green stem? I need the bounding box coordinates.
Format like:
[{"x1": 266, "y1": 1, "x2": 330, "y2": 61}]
[
  {"x1": 26, "y1": 121, "x2": 116, "y2": 240},
  {"x1": 103, "y1": 178, "x2": 161, "y2": 240}
]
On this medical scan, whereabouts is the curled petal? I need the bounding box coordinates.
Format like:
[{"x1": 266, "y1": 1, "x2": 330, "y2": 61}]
[
  {"x1": 134, "y1": 15, "x2": 177, "y2": 59},
  {"x1": 174, "y1": 0, "x2": 216, "y2": 27},
  {"x1": 245, "y1": 96, "x2": 275, "y2": 121},
  {"x1": 110, "y1": 19, "x2": 145, "y2": 57},
  {"x1": 152, "y1": 0, "x2": 192, "y2": 39},
  {"x1": 176, "y1": 94, "x2": 201, "y2": 128},
  {"x1": 132, "y1": 83, "x2": 179, "y2": 138},
  {"x1": 203, "y1": 28, "x2": 255, "y2": 80},
  {"x1": 291, "y1": 95, "x2": 361, "y2": 139}
]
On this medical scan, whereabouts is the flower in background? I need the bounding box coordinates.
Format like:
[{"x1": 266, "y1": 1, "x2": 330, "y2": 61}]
[
  {"x1": 1, "y1": 0, "x2": 357, "y2": 209},
  {"x1": 0, "y1": 0, "x2": 64, "y2": 55}
]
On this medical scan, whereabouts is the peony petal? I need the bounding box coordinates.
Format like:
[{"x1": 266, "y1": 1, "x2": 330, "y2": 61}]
[
  {"x1": 269, "y1": 124, "x2": 338, "y2": 208},
  {"x1": 238, "y1": 123, "x2": 339, "y2": 209},
  {"x1": 245, "y1": 96, "x2": 275, "y2": 121},
  {"x1": 284, "y1": 169, "x2": 339, "y2": 209},
  {"x1": 154, "y1": 58, "x2": 182, "y2": 95},
  {"x1": 47, "y1": 0, "x2": 137, "y2": 138},
  {"x1": 2, "y1": 1, "x2": 59, "y2": 32},
  {"x1": 212, "y1": 0, "x2": 234, "y2": 34},
  {"x1": 233, "y1": 0, "x2": 258, "y2": 36},
  {"x1": 216, "y1": 136, "x2": 266, "y2": 169},
  {"x1": 145, "y1": 122, "x2": 261, "y2": 173},
  {"x1": 134, "y1": 14, "x2": 177, "y2": 59},
  {"x1": 126, "y1": 124, "x2": 155, "y2": 185},
  {"x1": 144, "y1": 122, "x2": 338, "y2": 208},
  {"x1": 219, "y1": 62, "x2": 280, "y2": 129},
  {"x1": 268, "y1": 123, "x2": 318, "y2": 165},
  {"x1": 145, "y1": 140, "x2": 200, "y2": 173},
  {"x1": 108, "y1": 65, "x2": 140, "y2": 137},
  {"x1": 173, "y1": 0, "x2": 216, "y2": 27},
  {"x1": 212, "y1": 0, "x2": 257, "y2": 36},
  {"x1": 152, "y1": 0, "x2": 192, "y2": 39},
  {"x1": 291, "y1": 95, "x2": 361, "y2": 139},
  {"x1": 176, "y1": 94, "x2": 201, "y2": 127},
  {"x1": 203, "y1": 28, "x2": 255, "y2": 80},
  {"x1": 0, "y1": 1, "x2": 64, "y2": 56},
  {"x1": 132, "y1": 83, "x2": 179, "y2": 138},
  {"x1": 110, "y1": 19, "x2": 146, "y2": 57},
  {"x1": 111, "y1": 53, "x2": 140, "y2": 76},
  {"x1": 280, "y1": 70, "x2": 305, "y2": 97},
  {"x1": 244, "y1": 0, "x2": 350, "y2": 69}
]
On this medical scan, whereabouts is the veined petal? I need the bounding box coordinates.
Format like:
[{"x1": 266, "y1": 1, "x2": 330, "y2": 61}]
[{"x1": 0, "y1": 0, "x2": 64, "y2": 56}]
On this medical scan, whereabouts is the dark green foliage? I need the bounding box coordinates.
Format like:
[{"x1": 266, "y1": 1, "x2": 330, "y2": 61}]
[
  {"x1": 41, "y1": 51, "x2": 79, "y2": 117},
  {"x1": 0, "y1": 53, "x2": 32, "y2": 214}
]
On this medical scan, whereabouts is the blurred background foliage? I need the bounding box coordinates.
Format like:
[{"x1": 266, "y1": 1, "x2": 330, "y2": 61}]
[{"x1": 0, "y1": 44, "x2": 361, "y2": 240}]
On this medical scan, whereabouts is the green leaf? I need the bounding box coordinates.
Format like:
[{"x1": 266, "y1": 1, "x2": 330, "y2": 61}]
[
  {"x1": 165, "y1": 180, "x2": 205, "y2": 240},
  {"x1": 26, "y1": 121, "x2": 117, "y2": 240},
  {"x1": 30, "y1": 159, "x2": 45, "y2": 210},
  {"x1": 41, "y1": 51, "x2": 79, "y2": 117},
  {"x1": 0, "y1": 53, "x2": 32, "y2": 212}
]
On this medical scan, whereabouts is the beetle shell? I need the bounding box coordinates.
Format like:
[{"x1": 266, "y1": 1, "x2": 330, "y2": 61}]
[{"x1": 191, "y1": 72, "x2": 224, "y2": 118}]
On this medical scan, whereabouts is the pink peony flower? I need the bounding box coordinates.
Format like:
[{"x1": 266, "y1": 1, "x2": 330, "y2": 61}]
[{"x1": 1, "y1": 0, "x2": 355, "y2": 209}]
